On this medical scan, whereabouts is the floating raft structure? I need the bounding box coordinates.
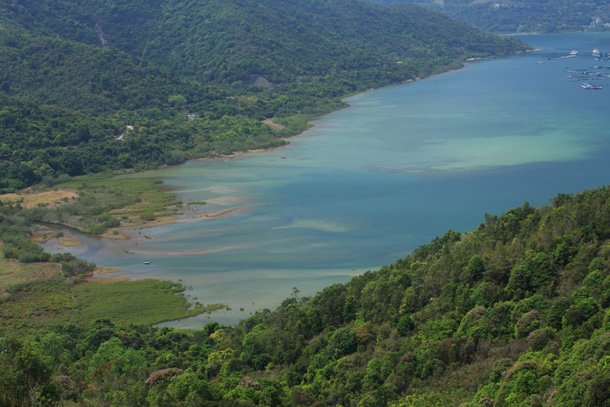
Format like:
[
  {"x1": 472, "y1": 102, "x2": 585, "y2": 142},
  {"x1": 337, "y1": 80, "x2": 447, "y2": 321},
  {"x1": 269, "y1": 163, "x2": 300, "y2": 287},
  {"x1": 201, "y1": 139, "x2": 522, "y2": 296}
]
[{"x1": 581, "y1": 83, "x2": 603, "y2": 89}]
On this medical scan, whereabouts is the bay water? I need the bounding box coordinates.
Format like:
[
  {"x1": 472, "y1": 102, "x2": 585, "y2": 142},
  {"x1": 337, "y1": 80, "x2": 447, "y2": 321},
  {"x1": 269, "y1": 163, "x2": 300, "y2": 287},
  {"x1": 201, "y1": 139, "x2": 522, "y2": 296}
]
[{"x1": 50, "y1": 33, "x2": 610, "y2": 327}]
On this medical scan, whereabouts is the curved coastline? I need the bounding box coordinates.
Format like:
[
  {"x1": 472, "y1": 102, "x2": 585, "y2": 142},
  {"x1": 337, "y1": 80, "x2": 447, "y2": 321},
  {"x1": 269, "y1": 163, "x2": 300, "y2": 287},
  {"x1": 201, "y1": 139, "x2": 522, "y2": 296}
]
[{"x1": 37, "y1": 37, "x2": 539, "y2": 325}]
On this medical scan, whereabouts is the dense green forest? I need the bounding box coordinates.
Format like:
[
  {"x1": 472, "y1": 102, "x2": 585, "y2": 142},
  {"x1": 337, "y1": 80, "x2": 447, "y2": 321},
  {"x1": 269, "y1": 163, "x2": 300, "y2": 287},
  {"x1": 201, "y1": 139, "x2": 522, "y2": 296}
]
[
  {"x1": 0, "y1": 0, "x2": 528, "y2": 191},
  {"x1": 1, "y1": 0, "x2": 527, "y2": 83},
  {"x1": 366, "y1": 0, "x2": 610, "y2": 33},
  {"x1": 3, "y1": 185, "x2": 610, "y2": 406}
]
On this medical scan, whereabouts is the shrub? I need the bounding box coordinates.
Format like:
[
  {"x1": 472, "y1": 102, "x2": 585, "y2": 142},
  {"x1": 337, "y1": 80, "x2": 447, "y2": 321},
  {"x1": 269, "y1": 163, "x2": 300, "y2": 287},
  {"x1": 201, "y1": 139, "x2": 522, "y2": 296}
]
[
  {"x1": 547, "y1": 297, "x2": 571, "y2": 330},
  {"x1": 527, "y1": 328, "x2": 550, "y2": 351},
  {"x1": 140, "y1": 212, "x2": 156, "y2": 221},
  {"x1": 397, "y1": 315, "x2": 415, "y2": 335},
  {"x1": 515, "y1": 310, "x2": 540, "y2": 339}
]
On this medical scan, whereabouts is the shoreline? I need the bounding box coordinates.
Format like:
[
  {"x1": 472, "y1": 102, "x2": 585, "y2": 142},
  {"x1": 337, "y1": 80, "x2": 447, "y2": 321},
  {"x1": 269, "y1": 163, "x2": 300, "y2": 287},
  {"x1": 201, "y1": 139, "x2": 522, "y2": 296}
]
[{"x1": 25, "y1": 43, "x2": 536, "y2": 324}]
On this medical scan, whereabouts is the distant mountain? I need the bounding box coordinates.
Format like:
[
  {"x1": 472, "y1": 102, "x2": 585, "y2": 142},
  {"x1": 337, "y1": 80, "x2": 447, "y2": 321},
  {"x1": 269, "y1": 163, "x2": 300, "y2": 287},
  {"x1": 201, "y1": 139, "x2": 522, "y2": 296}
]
[{"x1": 365, "y1": 0, "x2": 610, "y2": 33}]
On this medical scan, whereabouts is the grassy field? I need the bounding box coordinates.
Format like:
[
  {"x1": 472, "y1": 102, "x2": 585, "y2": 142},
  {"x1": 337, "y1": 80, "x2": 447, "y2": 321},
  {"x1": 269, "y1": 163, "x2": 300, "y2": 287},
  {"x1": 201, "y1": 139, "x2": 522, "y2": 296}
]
[
  {"x1": 73, "y1": 278, "x2": 217, "y2": 326},
  {"x1": 0, "y1": 190, "x2": 79, "y2": 208},
  {"x1": 0, "y1": 274, "x2": 219, "y2": 335},
  {"x1": 0, "y1": 259, "x2": 61, "y2": 291}
]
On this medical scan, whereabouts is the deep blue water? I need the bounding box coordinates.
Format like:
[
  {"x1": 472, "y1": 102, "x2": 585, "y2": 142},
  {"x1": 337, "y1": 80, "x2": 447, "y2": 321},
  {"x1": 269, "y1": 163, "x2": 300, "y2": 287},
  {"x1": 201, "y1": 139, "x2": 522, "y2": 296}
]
[{"x1": 47, "y1": 33, "x2": 610, "y2": 326}]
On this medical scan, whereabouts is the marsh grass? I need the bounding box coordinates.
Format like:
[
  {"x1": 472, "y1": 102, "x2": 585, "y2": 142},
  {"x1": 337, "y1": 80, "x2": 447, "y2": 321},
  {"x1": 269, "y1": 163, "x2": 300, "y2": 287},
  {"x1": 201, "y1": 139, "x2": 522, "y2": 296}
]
[
  {"x1": 73, "y1": 279, "x2": 211, "y2": 326},
  {"x1": 0, "y1": 275, "x2": 217, "y2": 334},
  {"x1": 0, "y1": 259, "x2": 61, "y2": 292}
]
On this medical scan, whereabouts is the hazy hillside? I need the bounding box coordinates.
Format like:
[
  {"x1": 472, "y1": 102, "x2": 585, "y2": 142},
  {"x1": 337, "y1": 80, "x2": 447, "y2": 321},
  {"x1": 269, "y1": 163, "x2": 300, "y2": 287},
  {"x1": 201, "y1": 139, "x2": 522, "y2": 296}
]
[{"x1": 366, "y1": 0, "x2": 610, "y2": 33}]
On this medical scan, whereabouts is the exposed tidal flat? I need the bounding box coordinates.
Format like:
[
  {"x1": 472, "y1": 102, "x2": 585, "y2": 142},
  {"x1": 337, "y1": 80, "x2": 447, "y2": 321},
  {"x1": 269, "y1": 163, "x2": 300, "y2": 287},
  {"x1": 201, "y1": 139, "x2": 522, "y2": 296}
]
[{"x1": 45, "y1": 32, "x2": 610, "y2": 327}]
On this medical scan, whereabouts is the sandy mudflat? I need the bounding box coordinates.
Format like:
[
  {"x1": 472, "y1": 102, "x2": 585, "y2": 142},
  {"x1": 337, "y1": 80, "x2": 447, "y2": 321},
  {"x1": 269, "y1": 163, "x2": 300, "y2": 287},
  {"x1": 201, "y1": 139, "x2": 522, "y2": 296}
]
[
  {"x1": 100, "y1": 232, "x2": 129, "y2": 240},
  {"x1": 58, "y1": 235, "x2": 83, "y2": 247},
  {"x1": 94, "y1": 267, "x2": 122, "y2": 275},
  {"x1": 199, "y1": 208, "x2": 237, "y2": 218},
  {"x1": 205, "y1": 196, "x2": 247, "y2": 205}
]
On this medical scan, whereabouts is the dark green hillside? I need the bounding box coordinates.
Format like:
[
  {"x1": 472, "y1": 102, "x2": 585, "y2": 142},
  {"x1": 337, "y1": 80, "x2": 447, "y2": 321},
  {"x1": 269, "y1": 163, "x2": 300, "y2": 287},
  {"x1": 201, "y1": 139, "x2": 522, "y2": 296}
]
[
  {"x1": 3, "y1": 186, "x2": 610, "y2": 406},
  {"x1": 1, "y1": 0, "x2": 527, "y2": 84},
  {"x1": 0, "y1": 31, "x2": 183, "y2": 114},
  {"x1": 0, "y1": 93, "x2": 286, "y2": 190},
  {"x1": 366, "y1": 0, "x2": 610, "y2": 33},
  {"x1": 0, "y1": 0, "x2": 528, "y2": 191}
]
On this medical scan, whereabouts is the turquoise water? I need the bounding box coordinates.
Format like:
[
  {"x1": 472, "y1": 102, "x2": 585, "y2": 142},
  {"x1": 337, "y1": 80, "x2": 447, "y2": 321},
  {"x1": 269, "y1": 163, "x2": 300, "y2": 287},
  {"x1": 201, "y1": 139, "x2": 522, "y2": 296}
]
[{"x1": 49, "y1": 33, "x2": 610, "y2": 327}]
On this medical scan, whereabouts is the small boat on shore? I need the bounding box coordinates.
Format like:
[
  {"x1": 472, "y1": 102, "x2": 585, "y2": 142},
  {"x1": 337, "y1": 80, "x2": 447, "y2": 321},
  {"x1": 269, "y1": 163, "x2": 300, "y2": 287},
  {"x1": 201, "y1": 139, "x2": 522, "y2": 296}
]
[{"x1": 582, "y1": 83, "x2": 603, "y2": 89}]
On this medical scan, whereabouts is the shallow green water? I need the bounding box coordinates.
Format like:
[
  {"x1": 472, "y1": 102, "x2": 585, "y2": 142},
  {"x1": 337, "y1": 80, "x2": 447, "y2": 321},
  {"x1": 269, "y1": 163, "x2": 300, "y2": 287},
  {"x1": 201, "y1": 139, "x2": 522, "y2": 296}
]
[{"x1": 47, "y1": 33, "x2": 610, "y2": 327}]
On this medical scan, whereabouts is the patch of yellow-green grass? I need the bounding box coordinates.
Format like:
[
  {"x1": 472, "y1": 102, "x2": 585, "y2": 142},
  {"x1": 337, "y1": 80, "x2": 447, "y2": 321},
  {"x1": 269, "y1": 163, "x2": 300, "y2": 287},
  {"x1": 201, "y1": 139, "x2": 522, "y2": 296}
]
[
  {"x1": 71, "y1": 279, "x2": 214, "y2": 326},
  {"x1": 99, "y1": 232, "x2": 129, "y2": 240},
  {"x1": 57, "y1": 173, "x2": 176, "y2": 208},
  {"x1": 0, "y1": 189, "x2": 79, "y2": 208},
  {"x1": 0, "y1": 276, "x2": 222, "y2": 335},
  {"x1": 0, "y1": 276, "x2": 76, "y2": 334},
  {"x1": 93, "y1": 267, "x2": 122, "y2": 275},
  {"x1": 0, "y1": 259, "x2": 61, "y2": 292},
  {"x1": 57, "y1": 235, "x2": 83, "y2": 247}
]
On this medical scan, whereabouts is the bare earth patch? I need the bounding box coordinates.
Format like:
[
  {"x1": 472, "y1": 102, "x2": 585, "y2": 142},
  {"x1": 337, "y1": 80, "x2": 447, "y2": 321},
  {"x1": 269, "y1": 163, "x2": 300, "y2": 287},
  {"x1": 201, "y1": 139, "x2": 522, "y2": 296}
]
[
  {"x1": 29, "y1": 233, "x2": 56, "y2": 244},
  {"x1": 0, "y1": 189, "x2": 79, "y2": 208},
  {"x1": 94, "y1": 267, "x2": 122, "y2": 275},
  {"x1": 262, "y1": 118, "x2": 286, "y2": 131}
]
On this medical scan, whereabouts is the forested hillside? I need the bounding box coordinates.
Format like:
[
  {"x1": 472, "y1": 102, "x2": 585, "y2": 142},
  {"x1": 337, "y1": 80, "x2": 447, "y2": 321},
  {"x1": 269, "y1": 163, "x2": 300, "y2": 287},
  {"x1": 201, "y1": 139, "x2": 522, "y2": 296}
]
[
  {"x1": 0, "y1": 0, "x2": 528, "y2": 191},
  {"x1": 1, "y1": 0, "x2": 525, "y2": 83},
  {"x1": 3, "y1": 186, "x2": 610, "y2": 406},
  {"x1": 367, "y1": 0, "x2": 610, "y2": 33}
]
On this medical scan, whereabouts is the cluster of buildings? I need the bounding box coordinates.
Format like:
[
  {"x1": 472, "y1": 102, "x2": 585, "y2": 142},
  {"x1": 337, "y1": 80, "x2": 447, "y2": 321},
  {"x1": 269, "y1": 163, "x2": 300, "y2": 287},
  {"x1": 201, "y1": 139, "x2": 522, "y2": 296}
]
[{"x1": 590, "y1": 16, "x2": 610, "y2": 29}]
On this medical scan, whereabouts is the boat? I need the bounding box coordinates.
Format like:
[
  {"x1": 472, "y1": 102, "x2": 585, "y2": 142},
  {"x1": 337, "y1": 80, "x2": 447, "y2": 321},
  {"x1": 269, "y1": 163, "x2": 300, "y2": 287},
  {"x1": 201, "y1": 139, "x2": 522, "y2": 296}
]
[
  {"x1": 593, "y1": 49, "x2": 601, "y2": 57},
  {"x1": 582, "y1": 83, "x2": 603, "y2": 89},
  {"x1": 144, "y1": 261, "x2": 151, "y2": 265},
  {"x1": 570, "y1": 50, "x2": 578, "y2": 56}
]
